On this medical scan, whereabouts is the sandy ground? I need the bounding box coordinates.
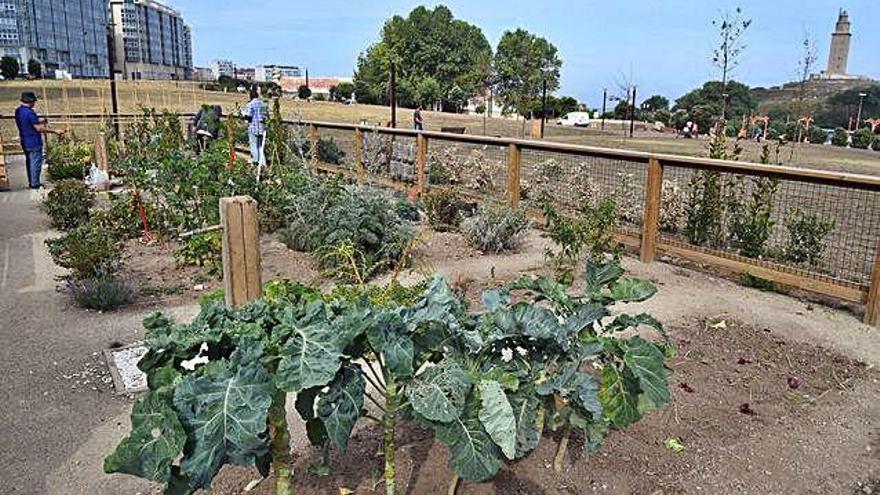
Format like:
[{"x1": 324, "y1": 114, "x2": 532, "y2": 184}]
[{"x1": 1, "y1": 155, "x2": 878, "y2": 494}]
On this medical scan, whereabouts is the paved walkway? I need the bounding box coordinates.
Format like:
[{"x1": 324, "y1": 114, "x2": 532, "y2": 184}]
[{"x1": 0, "y1": 156, "x2": 196, "y2": 494}]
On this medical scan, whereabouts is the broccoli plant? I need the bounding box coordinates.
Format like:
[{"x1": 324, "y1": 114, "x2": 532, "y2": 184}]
[{"x1": 106, "y1": 260, "x2": 670, "y2": 495}]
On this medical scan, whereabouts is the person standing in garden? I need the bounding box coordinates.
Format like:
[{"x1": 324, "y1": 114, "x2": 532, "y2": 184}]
[
  {"x1": 14, "y1": 91, "x2": 64, "y2": 189},
  {"x1": 243, "y1": 86, "x2": 267, "y2": 168},
  {"x1": 413, "y1": 106, "x2": 424, "y2": 130}
]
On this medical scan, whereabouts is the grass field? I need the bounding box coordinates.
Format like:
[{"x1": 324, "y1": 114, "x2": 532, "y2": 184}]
[{"x1": 1, "y1": 79, "x2": 877, "y2": 175}]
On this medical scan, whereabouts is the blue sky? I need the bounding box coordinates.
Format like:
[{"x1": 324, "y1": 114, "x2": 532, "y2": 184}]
[{"x1": 176, "y1": 0, "x2": 878, "y2": 107}]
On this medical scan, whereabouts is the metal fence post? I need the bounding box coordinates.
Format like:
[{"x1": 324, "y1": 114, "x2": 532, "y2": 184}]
[
  {"x1": 640, "y1": 157, "x2": 663, "y2": 263},
  {"x1": 417, "y1": 133, "x2": 428, "y2": 194},
  {"x1": 866, "y1": 247, "x2": 880, "y2": 327},
  {"x1": 507, "y1": 143, "x2": 522, "y2": 208},
  {"x1": 220, "y1": 196, "x2": 262, "y2": 308},
  {"x1": 355, "y1": 128, "x2": 365, "y2": 184}
]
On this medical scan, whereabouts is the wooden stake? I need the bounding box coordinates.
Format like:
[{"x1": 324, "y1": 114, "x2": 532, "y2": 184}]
[
  {"x1": 866, "y1": 247, "x2": 880, "y2": 327},
  {"x1": 416, "y1": 134, "x2": 428, "y2": 194},
  {"x1": 507, "y1": 143, "x2": 521, "y2": 208},
  {"x1": 355, "y1": 128, "x2": 365, "y2": 184},
  {"x1": 95, "y1": 132, "x2": 109, "y2": 174},
  {"x1": 0, "y1": 133, "x2": 8, "y2": 190},
  {"x1": 220, "y1": 196, "x2": 262, "y2": 308},
  {"x1": 309, "y1": 124, "x2": 318, "y2": 170},
  {"x1": 640, "y1": 157, "x2": 663, "y2": 263}
]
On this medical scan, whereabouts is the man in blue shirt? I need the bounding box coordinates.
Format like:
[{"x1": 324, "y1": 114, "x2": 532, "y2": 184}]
[{"x1": 15, "y1": 91, "x2": 64, "y2": 189}]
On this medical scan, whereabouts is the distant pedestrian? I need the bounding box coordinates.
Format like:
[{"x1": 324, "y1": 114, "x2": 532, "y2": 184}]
[
  {"x1": 414, "y1": 106, "x2": 424, "y2": 131},
  {"x1": 243, "y1": 86, "x2": 267, "y2": 168},
  {"x1": 14, "y1": 91, "x2": 64, "y2": 190}
]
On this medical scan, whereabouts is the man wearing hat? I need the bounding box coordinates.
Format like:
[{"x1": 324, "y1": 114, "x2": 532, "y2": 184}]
[{"x1": 15, "y1": 91, "x2": 64, "y2": 189}]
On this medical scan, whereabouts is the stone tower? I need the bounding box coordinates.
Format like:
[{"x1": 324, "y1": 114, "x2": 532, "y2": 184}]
[{"x1": 827, "y1": 9, "x2": 851, "y2": 76}]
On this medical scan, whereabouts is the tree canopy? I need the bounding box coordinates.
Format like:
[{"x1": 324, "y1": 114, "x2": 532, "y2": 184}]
[
  {"x1": 814, "y1": 85, "x2": 880, "y2": 129},
  {"x1": 673, "y1": 80, "x2": 756, "y2": 131},
  {"x1": 353, "y1": 5, "x2": 492, "y2": 111},
  {"x1": 494, "y1": 29, "x2": 562, "y2": 117},
  {"x1": 1, "y1": 56, "x2": 19, "y2": 80}
]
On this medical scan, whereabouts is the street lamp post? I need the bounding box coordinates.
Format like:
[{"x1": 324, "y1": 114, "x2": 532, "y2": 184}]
[
  {"x1": 855, "y1": 92, "x2": 867, "y2": 130},
  {"x1": 601, "y1": 88, "x2": 607, "y2": 130}
]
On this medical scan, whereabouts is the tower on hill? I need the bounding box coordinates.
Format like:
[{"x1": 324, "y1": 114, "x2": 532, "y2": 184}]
[{"x1": 826, "y1": 9, "x2": 851, "y2": 76}]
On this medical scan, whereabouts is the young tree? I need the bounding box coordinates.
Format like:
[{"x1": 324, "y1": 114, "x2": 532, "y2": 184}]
[
  {"x1": 711, "y1": 8, "x2": 752, "y2": 120},
  {"x1": 494, "y1": 29, "x2": 562, "y2": 119},
  {"x1": 27, "y1": 59, "x2": 41, "y2": 79},
  {"x1": 298, "y1": 85, "x2": 312, "y2": 100},
  {"x1": 1, "y1": 56, "x2": 19, "y2": 80}
]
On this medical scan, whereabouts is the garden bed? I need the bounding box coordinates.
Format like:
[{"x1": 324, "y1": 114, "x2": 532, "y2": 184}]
[{"x1": 208, "y1": 317, "x2": 878, "y2": 494}]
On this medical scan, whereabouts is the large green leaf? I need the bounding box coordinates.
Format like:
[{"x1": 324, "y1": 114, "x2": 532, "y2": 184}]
[
  {"x1": 508, "y1": 391, "x2": 542, "y2": 458},
  {"x1": 477, "y1": 380, "x2": 516, "y2": 459},
  {"x1": 173, "y1": 357, "x2": 274, "y2": 489},
  {"x1": 434, "y1": 396, "x2": 502, "y2": 481},
  {"x1": 366, "y1": 312, "x2": 414, "y2": 377},
  {"x1": 564, "y1": 303, "x2": 608, "y2": 337},
  {"x1": 606, "y1": 313, "x2": 665, "y2": 336},
  {"x1": 507, "y1": 275, "x2": 575, "y2": 313},
  {"x1": 317, "y1": 363, "x2": 365, "y2": 452},
  {"x1": 494, "y1": 303, "x2": 562, "y2": 343},
  {"x1": 104, "y1": 391, "x2": 186, "y2": 483},
  {"x1": 622, "y1": 336, "x2": 669, "y2": 407},
  {"x1": 609, "y1": 278, "x2": 657, "y2": 302},
  {"x1": 276, "y1": 321, "x2": 344, "y2": 393},
  {"x1": 405, "y1": 358, "x2": 471, "y2": 423},
  {"x1": 598, "y1": 365, "x2": 641, "y2": 428},
  {"x1": 536, "y1": 369, "x2": 602, "y2": 421},
  {"x1": 294, "y1": 386, "x2": 321, "y2": 421},
  {"x1": 584, "y1": 260, "x2": 625, "y2": 293}
]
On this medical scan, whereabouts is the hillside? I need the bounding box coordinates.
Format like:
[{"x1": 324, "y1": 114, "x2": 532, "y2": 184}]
[{"x1": 753, "y1": 77, "x2": 879, "y2": 128}]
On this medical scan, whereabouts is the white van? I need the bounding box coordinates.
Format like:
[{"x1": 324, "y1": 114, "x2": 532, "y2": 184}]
[{"x1": 557, "y1": 112, "x2": 591, "y2": 127}]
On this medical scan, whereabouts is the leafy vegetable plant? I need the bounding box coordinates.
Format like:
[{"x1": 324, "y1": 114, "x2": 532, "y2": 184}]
[
  {"x1": 461, "y1": 203, "x2": 530, "y2": 253},
  {"x1": 42, "y1": 179, "x2": 95, "y2": 230},
  {"x1": 106, "y1": 258, "x2": 670, "y2": 495}
]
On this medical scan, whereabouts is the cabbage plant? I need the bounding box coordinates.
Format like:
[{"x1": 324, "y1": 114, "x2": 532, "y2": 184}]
[{"x1": 105, "y1": 259, "x2": 670, "y2": 494}]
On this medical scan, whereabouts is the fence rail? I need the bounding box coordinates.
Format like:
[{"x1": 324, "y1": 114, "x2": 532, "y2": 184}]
[{"x1": 1, "y1": 113, "x2": 878, "y2": 326}]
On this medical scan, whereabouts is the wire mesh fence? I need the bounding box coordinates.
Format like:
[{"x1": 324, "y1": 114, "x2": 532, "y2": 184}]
[
  {"x1": 426, "y1": 137, "x2": 508, "y2": 202},
  {"x1": 658, "y1": 163, "x2": 880, "y2": 288}
]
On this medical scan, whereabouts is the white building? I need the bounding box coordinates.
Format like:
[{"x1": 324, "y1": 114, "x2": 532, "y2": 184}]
[
  {"x1": 255, "y1": 64, "x2": 302, "y2": 83},
  {"x1": 211, "y1": 59, "x2": 234, "y2": 80}
]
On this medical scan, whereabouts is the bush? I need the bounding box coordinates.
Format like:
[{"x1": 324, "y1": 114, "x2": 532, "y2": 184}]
[
  {"x1": 316, "y1": 137, "x2": 345, "y2": 164},
  {"x1": 780, "y1": 210, "x2": 835, "y2": 266},
  {"x1": 831, "y1": 127, "x2": 849, "y2": 147},
  {"x1": 393, "y1": 195, "x2": 421, "y2": 222},
  {"x1": 66, "y1": 270, "x2": 135, "y2": 311},
  {"x1": 806, "y1": 126, "x2": 828, "y2": 145},
  {"x1": 46, "y1": 140, "x2": 93, "y2": 181},
  {"x1": 279, "y1": 180, "x2": 415, "y2": 280},
  {"x1": 542, "y1": 196, "x2": 619, "y2": 284},
  {"x1": 174, "y1": 231, "x2": 222, "y2": 277},
  {"x1": 42, "y1": 179, "x2": 94, "y2": 230},
  {"x1": 422, "y1": 189, "x2": 468, "y2": 231},
  {"x1": 46, "y1": 221, "x2": 122, "y2": 279},
  {"x1": 462, "y1": 204, "x2": 530, "y2": 253},
  {"x1": 851, "y1": 128, "x2": 874, "y2": 150}
]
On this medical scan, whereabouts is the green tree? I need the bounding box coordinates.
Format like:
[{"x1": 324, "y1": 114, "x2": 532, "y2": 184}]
[
  {"x1": 416, "y1": 77, "x2": 442, "y2": 108},
  {"x1": 353, "y1": 5, "x2": 491, "y2": 110},
  {"x1": 641, "y1": 95, "x2": 669, "y2": 112},
  {"x1": 298, "y1": 85, "x2": 312, "y2": 99},
  {"x1": 494, "y1": 29, "x2": 562, "y2": 117},
  {"x1": 333, "y1": 81, "x2": 356, "y2": 102},
  {"x1": 27, "y1": 59, "x2": 41, "y2": 78},
  {"x1": 673, "y1": 80, "x2": 756, "y2": 133},
  {"x1": 814, "y1": 85, "x2": 880, "y2": 129},
  {"x1": 1, "y1": 56, "x2": 19, "y2": 80}
]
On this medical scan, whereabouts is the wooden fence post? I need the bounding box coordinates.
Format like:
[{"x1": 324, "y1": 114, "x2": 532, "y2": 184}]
[
  {"x1": 416, "y1": 134, "x2": 428, "y2": 194},
  {"x1": 640, "y1": 157, "x2": 663, "y2": 263},
  {"x1": 309, "y1": 124, "x2": 318, "y2": 171},
  {"x1": 220, "y1": 196, "x2": 262, "y2": 308},
  {"x1": 355, "y1": 128, "x2": 365, "y2": 184},
  {"x1": 95, "y1": 132, "x2": 109, "y2": 174},
  {"x1": 866, "y1": 247, "x2": 880, "y2": 327},
  {"x1": 507, "y1": 143, "x2": 522, "y2": 208}
]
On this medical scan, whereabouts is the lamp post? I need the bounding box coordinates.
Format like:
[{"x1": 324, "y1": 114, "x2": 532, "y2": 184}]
[
  {"x1": 855, "y1": 92, "x2": 867, "y2": 130},
  {"x1": 601, "y1": 88, "x2": 607, "y2": 130}
]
